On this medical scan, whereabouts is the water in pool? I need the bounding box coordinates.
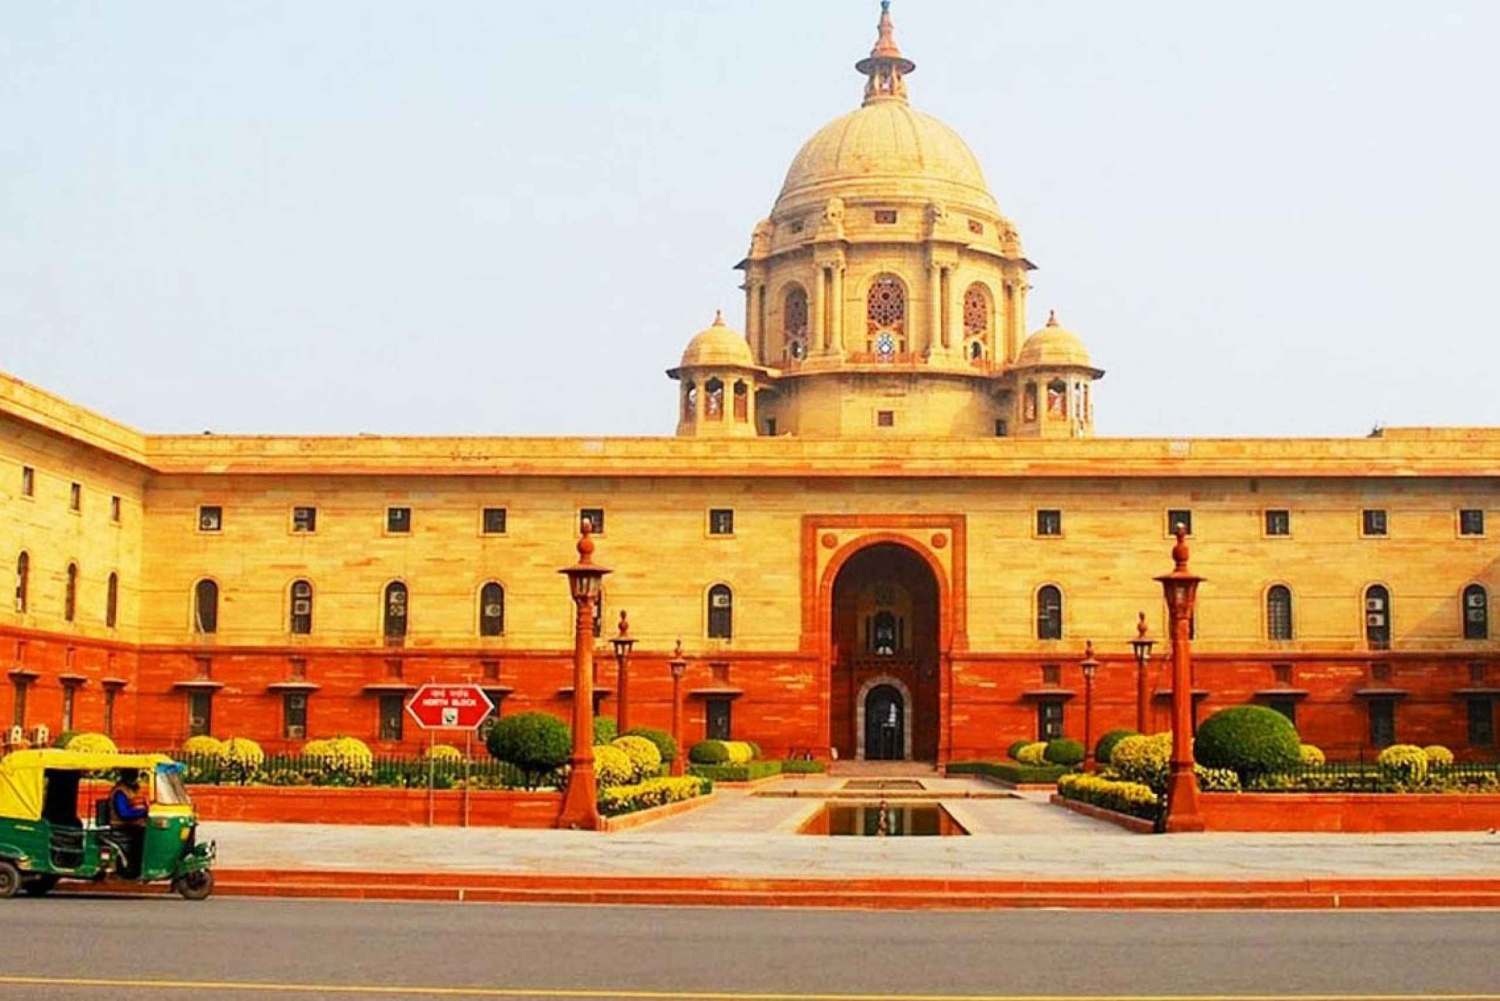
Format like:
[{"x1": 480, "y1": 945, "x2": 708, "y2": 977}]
[{"x1": 799, "y1": 801, "x2": 967, "y2": 836}]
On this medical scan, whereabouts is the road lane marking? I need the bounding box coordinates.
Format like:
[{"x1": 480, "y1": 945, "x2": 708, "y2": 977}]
[{"x1": 0, "y1": 979, "x2": 1497, "y2": 1001}]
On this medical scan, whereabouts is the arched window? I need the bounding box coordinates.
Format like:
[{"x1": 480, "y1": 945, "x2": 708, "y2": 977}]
[
  {"x1": 106, "y1": 572, "x2": 118, "y2": 629},
  {"x1": 193, "y1": 579, "x2": 218, "y2": 634},
  {"x1": 290, "y1": 579, "x2": 313, "y2": 635},
  {"x1": 1037, "y1": 585, "x2": 1063, "y2": 640},
  {"x1": 480, "y1": 582, "x2": 505, "y2": 637},
  {"x1": 1364, "y1": 584, "x2": 1391, "y2": 650},
  {"x1": 866, "y1": 275, "x2": 906, "y2": 356},
  {"x1": 707, "y1": 584, "x2": 733, "y2": 639},
  {"x1": 64, "y1": 563, "x2": 78, "y2": 622},
  {"x1": 383, "y1": 582, "x2": 408, "y2": 642},
  {"x1": 783, "y1": 285, "x2": 809, "y2": 360},
  {"x1": 1464, "y1": 584, "x2": 1489, "y2": 640},
  {"x1": 963, "y1": 282, "x2": 991, "y2": 358},
  {"x1": 732, "y1": 381, "x2": 748, "y2": 421},
  {"x1": 704, "y1": 378, "x2": 724, "y2": 420},
  {"x1": 681, "y1": 381, "x2": 696, "y2": 422},
  {"x1": 1267, "y1": 585, "x2": 1292, "y2": 641},
  {"x1": 1046, "y1": 379, "x2": 1068, "y2": 418},
  {"x1": 1023, "y1": 382, "x2": 1038, "y2": 423},
  {"x1": 14, "y1": 552, "x2": 27, "y2": 613}
]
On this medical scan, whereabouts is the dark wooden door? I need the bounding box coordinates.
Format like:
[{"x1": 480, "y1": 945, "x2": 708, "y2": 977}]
[{"x1": 864, "y1": 684, "x2": 904, "y2": 760}]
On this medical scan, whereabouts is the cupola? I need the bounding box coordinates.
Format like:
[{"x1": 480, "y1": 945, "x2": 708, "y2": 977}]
[
  {"x1": 1011, "y1": 311, "x2": 1104, "y2": 439},
  {"x1": 667, "y1": 312, "x2": 768, "y2": 437}
]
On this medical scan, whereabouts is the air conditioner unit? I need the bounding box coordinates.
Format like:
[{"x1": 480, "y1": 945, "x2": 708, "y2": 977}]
[
  {"x1": 13, "y1": 597, "x2": 23, "y2": 613},
  {"x1": 199, "y1": 513, "x2": 220, "y2": 531},
  {"x1": 483, "y1": 603, "x2": 503, "y2": 617},
  {"x1": 1468, "y1": 593, "x2": 1487, "y2": 608},
  {"x1": 292, "y1": 600, "x2": 311, "y2": 615},
  {"x1": 286, "y1": 725, "x2": 306, "y2": 740},
  {"x1": 30, "y1": 724, "x2": 49, "y2": 747},
  {"x1": 711, "y1": 593, "x2": 732, "y2": 608},
  {"x1": 1366, "y1": 613, "x2": 1386, "y2": 628},
  {"x1": 1365, "y1": 598, "x2": 1385, "y2": 612},
  {"x1": 5, "y1": 726, "x2": 23, "y2": 746}
]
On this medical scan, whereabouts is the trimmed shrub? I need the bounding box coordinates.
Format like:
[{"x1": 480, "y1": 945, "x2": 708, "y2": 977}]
[
  {"x1": 1377, "y1": 744, "x2": 1429, "y2": 785},
  {"x1": 1423, "y1": 745, "x2": 1455, "y2": 768},
  {"x1": 1195, "y1": 766, "x2": 1241, "y2": 792},
  {"x1": 53, "y1": 730, "x2": 80, "y2": 749},
  {"x1": 1299, "y1": 744, "x2": 1326, "y2": 766},
  {"x1": 1095, "y1": 729, "x2": 1139, "y2": 767},
  {"x1": 1111, "y1": 732, "x2": 1172, "y2": 792},
  {"x1": 182, "y1": 735, "x2": 224, "y2": 757},
  {"x1": 487, "y1": 712, "x2": 571, "y2": 789},
  {"x1": 1006, "y1": 739, "x2": 1032, "y2": 760},
  {"x1": 689, "y1": 761, "x2": 782, "y2": 783},
  {"x1": 1043, "y1": 738, "x2": 1085, "y2": 767},
  {"x1": 426, "y1": 744, "x2": 463, "y2": 763},
  {"x1": 64, "y1": 732, "x2": 119, "y2": 754},
  {"x1": 1057, "y1": 773, "x2": 1159, "y2": 821},
  {"x1": 745, "y1": 741, "x2": 763, "y2": 760},
  {"x1": 218, "y1": 737, "x2": 265, "y2": 783},
  {"x1": 945, "y1": 760, "x2": 1067, "y2": 785},
  {"x1": 598, "y1": 776, "x2": 709, "y2": 817},
  {"x1": 593, "y1": 716, "x2": 618, "y2": 745},
  {"x1": 779, "y1": 758, "x2": 827, "y2": 774},
  {"x1": 593, "y1": 745, "x2": 634, "y2": 788},
  {"x1": 688, "y1": 739, "x2": 729, "y2": 765},
  {"x1": 1016, "y1": 742, "x2": 1049, "y2": 766},
  {"x1": 1193, "y1": 705, "x2": 1301, "y2": 779},
  {"x1": 305, "y1": 736, "x2": 375, "y2": 780},
  {"x1": 723, "y1": 741, "x2": 755, "y2": 765},
  {"x1": 622, "y1": 727, "x2": 677, "y2": 765},
  {"x1": 610, "y1": 735, "x2": 662, "y2": 781}
]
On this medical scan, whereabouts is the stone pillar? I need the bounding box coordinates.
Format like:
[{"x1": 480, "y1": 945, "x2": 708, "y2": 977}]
[
  {"x1": 810, "y1": 267, "x2": 825, "y2": 355},
  {"x1": 831, "y1": 265, "x2": 845, "y2": 356},
  {"x1": 926, "y1": 263, "x2": 941, "y2": 358}
]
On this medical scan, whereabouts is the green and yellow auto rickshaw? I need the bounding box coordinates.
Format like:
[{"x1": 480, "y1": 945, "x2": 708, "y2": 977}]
[{"x1": 0, "y1": 749, "x2": 216, "y2": 900}]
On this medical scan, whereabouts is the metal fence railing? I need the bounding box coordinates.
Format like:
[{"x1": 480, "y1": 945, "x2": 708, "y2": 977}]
[{"x1": 1246, "y1": 759, "x2": 1500, "y2": 792}]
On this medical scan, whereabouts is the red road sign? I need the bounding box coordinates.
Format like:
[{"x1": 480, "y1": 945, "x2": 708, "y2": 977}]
[{"x1": 405, "y1": 684, "x2": 495, "y2": 731}]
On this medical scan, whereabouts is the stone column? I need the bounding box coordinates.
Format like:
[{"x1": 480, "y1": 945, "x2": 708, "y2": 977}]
[
  {"x1": 810, "y1": 267, "x2": 825, "y2": 355},
  {"x1": 926, "y1": 263, "x2": 941, "y2": 358},
  {"x1": 831, "y1": 265, "x2": 845, "y2": 356}
]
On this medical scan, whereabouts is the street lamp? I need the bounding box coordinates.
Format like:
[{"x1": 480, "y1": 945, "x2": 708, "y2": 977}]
[
  {"x1": 611, "y1": 610, "x2": 636, "y2": 735},
  {"x1": 1080, "y1": 640, "x2": 1099, "y2": 773},
  {"x1": 1129, "y1": 611, "x2": 1156, "y2": 734},
  {"x1": 668, "y1": 638, "x2": 688, "y2": 777},
  {"x1": 557, "y1": 520, "x2": 611, "y2": 830},
  {"x1": 1154, "y1": 523, "x2": 1206, "y2": 833}
]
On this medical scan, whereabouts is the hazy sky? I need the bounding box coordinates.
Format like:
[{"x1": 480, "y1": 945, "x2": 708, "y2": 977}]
[{"x1": 3, "y1": 1, "x2": 1498, "y2": 438}]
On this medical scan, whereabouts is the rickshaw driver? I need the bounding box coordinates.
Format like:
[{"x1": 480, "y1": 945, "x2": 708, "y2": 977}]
[{"x1": 108, "y1": 769, "x2": 149, "y2": 877}]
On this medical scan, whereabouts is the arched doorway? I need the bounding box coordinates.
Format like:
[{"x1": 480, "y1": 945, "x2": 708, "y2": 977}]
[{"x1": 830, "y1": 542, "x2": 940, "y2": 761}]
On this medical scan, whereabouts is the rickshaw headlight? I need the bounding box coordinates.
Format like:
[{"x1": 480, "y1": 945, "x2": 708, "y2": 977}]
[{"x1": 180, "y1": 826, "x2": 190, "y2": 841}]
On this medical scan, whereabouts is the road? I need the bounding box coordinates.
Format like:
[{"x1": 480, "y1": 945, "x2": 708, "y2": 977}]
[{"x1": 2, "y1": 897, "x2": 1498, "y2": 1000}]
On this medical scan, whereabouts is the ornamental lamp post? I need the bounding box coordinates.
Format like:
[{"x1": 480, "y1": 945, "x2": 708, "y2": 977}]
[
  {"x1": 611, "y1": 610, "x2": 636, "y2": 735},
  {"x1": 1154, "y1": 524, "x2": 1206, "y2": 833},
  {"x1": 1080, "y1": 640, "x2": 1099, "y2": 773},
  {"x1": 1129, "y1": 611, "x2": 1156, "y2": 734},
  {"x1": 557, "y1": 520, "x2": 611, "y2": 831},
  {"x1": 668, "y1": 639, "x2": 688, "y2": 777}
]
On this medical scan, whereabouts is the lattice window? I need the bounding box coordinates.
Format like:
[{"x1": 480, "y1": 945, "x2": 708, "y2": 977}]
[
  {"x1": 963, "y1": 283, "x2": 990, "y2": 338},
  {"x1": 290, "y1": 579, "x2": 313, "y2": 635},
  {"x1": 867, "y1": 276, "x2": 905, "y2": 332},
  {"x1": 1267, "y1": 585, "x2": 1293, "y2": 641},
  {"x1": 783, "y1": 286, "x2": 808, "y2": 359},
  {"x1": 1037, "y1": 585, "x2": 1063, "y2": 640},
  {"x1": 1464, "y1": 584, "x2": 1488, "y2": 640},
  {"x1": 480, "y1": 582, "x2": 505, "y2": 637}
]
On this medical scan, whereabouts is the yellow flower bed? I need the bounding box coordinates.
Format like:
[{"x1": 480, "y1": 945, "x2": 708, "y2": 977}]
[
  {"x1": 305, "y1": 736, "x2": 374, "y2": 777},
  {"x1": 1422, "y1": 744, "x2": 1455, "y2": 768},
  {"x1": 1015, "y1": 742, "x2": 1049, "y2": 766},
  {"x1": 66, "y1": 732, "x2": 118, "y2": 754},
  {"x1": 426, "y1": 744, "x2": 463, "y2": 763},
  {"x1": 1299, "y1": 744, "x2": 1326, "y2": 766},
  {"x1": 1057, "y1": 773, "x2": 1159, "y2": 820},
  {"x1": 610, "y1": 735, "x2": 662, "y2": 781},
  {"x1": 219, "y1": 737, "x2": 265, "y2": 770},
  {"x1": 599, "y1": 776, "x2": 709, "y2": 817},
  {"x1": 181, "y1": 735, "x2": 224, "y2": 757},
  {"x1": 1377, "y1": 744, "x2": 1429, "y2": 786},
  {"x1": 593, "y1": 744, "x2": 635, "y2": 788},
  {"x1": 722, "y1": 741, "x2": 756, "y2": 765}
]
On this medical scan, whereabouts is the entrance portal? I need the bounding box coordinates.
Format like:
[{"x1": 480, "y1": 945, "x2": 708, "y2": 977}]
[{"x1": 829, "y1": 542, "x2": 941, "y2": 761}]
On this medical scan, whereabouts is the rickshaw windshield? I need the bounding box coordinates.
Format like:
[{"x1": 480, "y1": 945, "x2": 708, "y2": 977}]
[{"x1": 154, "y1": 765, "x2": 192, "y2": 806}]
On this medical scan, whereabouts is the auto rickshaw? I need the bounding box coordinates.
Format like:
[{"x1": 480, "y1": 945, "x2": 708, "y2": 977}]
[{"x1": 0, "y1": 749, "x2": 216, "y2": 900}]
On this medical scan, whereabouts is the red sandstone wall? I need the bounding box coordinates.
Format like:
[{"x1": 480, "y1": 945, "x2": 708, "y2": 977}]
[
  {"x1": 1199, "y1": 792, "x2": 1500, "y2": 833},
  {"x1": 188, "y1": 784, "x2": 562, "y2": 827}
]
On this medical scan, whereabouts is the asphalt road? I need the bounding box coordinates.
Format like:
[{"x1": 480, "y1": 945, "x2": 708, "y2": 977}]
[{"x1": 2, "y1": 897, "x2": 1498, "y2": 1000}]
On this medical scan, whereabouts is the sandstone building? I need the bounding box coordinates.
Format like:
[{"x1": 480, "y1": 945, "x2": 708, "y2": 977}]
[{"x1": 4, "y1": 5, "x2": 1497, "y2": 763}]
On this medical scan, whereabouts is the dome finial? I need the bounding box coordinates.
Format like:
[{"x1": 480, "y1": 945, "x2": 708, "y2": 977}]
[
  {"x1": 855, "y1": 1, "x2": 915, "y2": 106},
  {"x1": 712, "y1": 309, "x2": 725, "y2": 326},
  {"x1": 1046, "y1": 309, "x2": 1058, "y2": 327}
]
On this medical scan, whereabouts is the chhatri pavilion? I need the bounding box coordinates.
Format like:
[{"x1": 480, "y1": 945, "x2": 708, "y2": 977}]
[{"x1": 3, "y1": 4, "x2": 1497, "y2": 764}]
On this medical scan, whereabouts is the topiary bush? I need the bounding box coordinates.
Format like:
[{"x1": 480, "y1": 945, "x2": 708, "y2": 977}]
[
  {"x1": 593, "y1": 716, "x2": 618, "y2": 745},
  {"x1": 1016, "y1": 742, "x2": 1049, "y2": 766},
  {"x1": 487, "y1": 712, "x2": 571, "y2": 789},
  {"x1": 304, "y1": 736, "x2": 375, "y2": 782},
  {"x1": 688, "y1": 739, "x2": 729, "y2": 765},
  {"x1": 218, "y1": 737, "x2": 266, "y2": 784},
  {"x1": 622, "y1": 727, "x2": 677, "y2": 766},
  {"x1": 1377, "y1": 744, "x2": 1429, "y2": 786},
  {"x1": 1423, "y1": 745, "x2": 1455, "y2": 768},
  {"x1": 611, "y1": 735, "x2": 662, "y2": 781},
  {"x1": 1095, "y1": 729, "x2": 1139, "y2": 767},
  {"x1": 1299, "y1": 744, "x2": 1326, "y2": 766},
  {"x1": 182, "y1": 735, "x2": 224, "y2": 757},
  {"x1": 1111, "y1": 732, "x2": 1172, "y2": 792},
  {"x1": 1193, "y1": 705, "x2": 1301, "y2": 780},
  {"x1": 745, "y1": 741, "x2": 763, "y2": 760},
  {"x1": 1043, "y1": 738, "x2": 1085, "y2": 767},
  {"x1": 64, "y1": 732, "x2": 119, "y2": 754},
  {"x1": 426, "y1": 743, "x2": 463, "y2": 763},
  {"x1": 723, "y1": 741, "x2": 755, "y2": 764},
  {"x1": 598, "y1": 776, "x2": 709, "y2": 817},
  {"x1": 592, "y1": 744, "x2": 634, "y2": 788},
  {"x1": 1007, "y1": 739, "x2": 1032, "y2": 760}
]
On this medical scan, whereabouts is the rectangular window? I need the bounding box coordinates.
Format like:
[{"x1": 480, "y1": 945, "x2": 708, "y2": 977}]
[
  {"x1": 379, "y1": 695, "x2": 404, "y2": 741},
  {"x1": 873, "y1": 209, "x2": 898, "y2": 224},
  {"x1": 284, "y1": 693, "x2": 308, "y2": 740},
  {"x1": 1267, "y1": 696, "x2": 1296, "y2": 728},
  {"x1": 994, "y1": 419, "x2": 1009, "y2": 437},
  {"x1": 21, "y1": 466, "x2": 34, "y2": 498},
  {"x1": 967, "y1": 218, "x2": 984, "y2": 235},
  {"x1": 1468, "y1": 697, "x2": 1495, "y2": 747},
  {"x1": 69, "y1": 482, "x2": 81, "y2": 512},
  {"x1": 103, "y1": 687, "x2": 116, "y2": 738},
  {"x1": 1038, "y1": 701, "x2": 1064, "y2": 741},
  {"x1": 1167, "y1": 509, "x2": 1192, "y2": 536},
  {"x1": 708, "y1": 509, "x2": 734, "y2": 536},
  {"x1": 706, "y1": 698, "x2": 732, "y2": 741},
  {"x1": 580, "y1": 508, "x2": 605, "y2": 534},
  {"x1": 1036, "y1": 510, "x2": 1062, "y2": 537},
  {"x1": 198, "y1": 505, "x2": 223, "y2": 532},
  {"x1": 482, "y1": 507, "x2": 507, "y2": 534},
  {"x1": 1273, "y1": 663, "x2": 1294, "y2": 686},
  {"x1": 1362, "y1": 509, "x2": 1387, "y2": 536},
  {"x1": 1265, "y1": 509, "x2": 1290, "y2": 536},
  {"x1": 1460, "y1": 509, "x2": 1485, "y2": 536},
  {"x1": 1041, "y1": 663, "x2": 1061, "y2": 686},
  {"x1": 292, "y1": 506, "x2": 317, "y2": 533},
  {"x1": 12, "y1": 680, "x2": 27, "y2": 728},
  {"x1": 110, "y1": 495, "x2": 121, "y2": 523},
  {"x1": 1369, "y1": 698, "x2": 1396, "y2": 748},
  {"x1": 876, "y1": 410, "x2": 895, "y2": 428},
  {"x1": 386, "y1": 507, "x2": 411, "y2": 533},
  {"x1": 61, "y1": 684, "x2": 75, "y2": 732},
  {"x1": 188, "y1": 691, "x2": 213, "y2": 738}
]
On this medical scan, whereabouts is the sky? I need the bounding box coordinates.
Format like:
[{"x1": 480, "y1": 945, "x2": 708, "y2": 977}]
[{"x1": 2, "y1": 0, "x2": 1498, "y2": 438}]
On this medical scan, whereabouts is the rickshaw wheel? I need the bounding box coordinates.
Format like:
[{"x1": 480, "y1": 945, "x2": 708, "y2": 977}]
[
  {"x1": 21, "y1": 874, "x2": 60, "y2": 897},
  {"x1": 0, "y1": 861, "x2": 20, "y2": 899},
  {"x1": 174, "y1": 870, "x2": 214, "y2": 901}
]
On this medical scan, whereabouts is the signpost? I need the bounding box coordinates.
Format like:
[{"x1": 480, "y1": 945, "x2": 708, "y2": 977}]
[{"x1": 405, "y1": 684, "x2": 495, "y2": 827}]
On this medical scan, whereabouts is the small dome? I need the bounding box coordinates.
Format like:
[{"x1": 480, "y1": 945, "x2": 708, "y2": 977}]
[
  {"x1": 679, "y1": 311, "x2": 755, "y2": 369},
  {"x1": 1016, "y1": 311, "x2": 1093, "y2": 369}
]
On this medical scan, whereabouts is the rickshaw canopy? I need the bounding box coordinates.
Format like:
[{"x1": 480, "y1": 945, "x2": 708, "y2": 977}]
[{"x1": 0, "y1": 749, "x2": 176, "y2": 822}]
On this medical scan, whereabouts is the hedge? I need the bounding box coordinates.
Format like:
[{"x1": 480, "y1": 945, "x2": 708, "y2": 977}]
[
  {"x1": 486, "y1": 712, "x2": 571, "y2": 789},
  {"x1": 1044, "y1": 738, "x2": 1085, "y2": 767},
  {"x1": 1015, "y1": 742, "x2": 1049, "y2": 766},
  {"x1": 622, "y1": 727, "x2": 677, "y2": 765},
  {"x1": 592, "y1": 717, "x2": 619, "y2": 745},
  {"x1": 946, "y1": 760, "x2": 1068, "y2": 784},
  {"x1": 610, "y1": 735, "x2": 662, "y2": 781},
  {"x1": 779, "y1": 759, "x2": 828, "y2": 774},
  {"x1": 1057, "y1": 773, "x2": 1160, "y2": 821},
  {"x1": 1094, "y1": 729, "x2": 1139, "y2": 767},
  {"x1": 1193, "y1": 705, "x2": 1301, "y2": 779},
  {"x1": 689, "y1": 761, "x2": 783, "y2": 783},
  {"x1": 1006, "y1": 739, "x2": 1032, "y2": 761},
  {"x1": 598, "y1": 776, "x2": 711, "y2": 817}
]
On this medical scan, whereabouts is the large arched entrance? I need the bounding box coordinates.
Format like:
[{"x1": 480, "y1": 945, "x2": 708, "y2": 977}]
[{"x1": 829, "y1": 542, "x2": 941, "y2": 761}]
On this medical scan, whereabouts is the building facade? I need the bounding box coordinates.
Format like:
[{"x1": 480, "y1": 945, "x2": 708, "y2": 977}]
[{"x1": 4, "y1": 6, "x2": 1498, "y2": 762}]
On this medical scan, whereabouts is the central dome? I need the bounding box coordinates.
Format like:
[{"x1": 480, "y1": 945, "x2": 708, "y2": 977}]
[{"x1": 775, "y1": 100, "x2": 997, "y2": 217}]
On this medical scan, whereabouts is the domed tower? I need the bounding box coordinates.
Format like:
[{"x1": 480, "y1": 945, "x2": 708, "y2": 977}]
[
  {"x1": 1010, "y1": 311, "x2": 1103, "y2": 438},
  {"x1": 667, "y1": 312, "x2": 769, "y2": 437},
  {"x1": 717, "y1": 1, "x2": 1104, "y2": 438}
]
